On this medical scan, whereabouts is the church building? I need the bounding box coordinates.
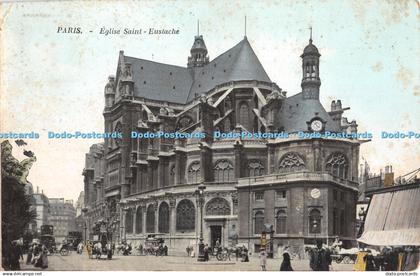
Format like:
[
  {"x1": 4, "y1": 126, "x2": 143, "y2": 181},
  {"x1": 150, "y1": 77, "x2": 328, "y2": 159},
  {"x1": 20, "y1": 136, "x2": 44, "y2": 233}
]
[{"x1": 83, "y1": 30, "x2": 362, "y2": 257}]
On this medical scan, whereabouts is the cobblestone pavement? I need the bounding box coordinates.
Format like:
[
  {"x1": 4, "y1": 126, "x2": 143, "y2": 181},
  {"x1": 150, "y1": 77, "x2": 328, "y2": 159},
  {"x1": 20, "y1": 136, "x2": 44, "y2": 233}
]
[{"x1": 19, "y1": 252, "x2": 354, "y2": 271}]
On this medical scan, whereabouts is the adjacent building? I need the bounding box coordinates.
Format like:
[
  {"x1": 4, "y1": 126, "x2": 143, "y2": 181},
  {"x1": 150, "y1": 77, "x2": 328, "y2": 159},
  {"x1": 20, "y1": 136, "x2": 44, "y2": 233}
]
[
  {"x1": 30, "y1": 186, "x2": 50, "y2": 232},
  {"x1": 48, "y1": 198, "x2": 77, "y2": 243},
  {"x1": 83, "y1": 32, "x2": 364, "y2": 257}
]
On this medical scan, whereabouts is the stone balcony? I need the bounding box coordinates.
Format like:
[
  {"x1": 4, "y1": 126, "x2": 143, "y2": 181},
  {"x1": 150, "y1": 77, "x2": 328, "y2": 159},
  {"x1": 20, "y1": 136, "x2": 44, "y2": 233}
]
[{"x1": 237, "y1": 171, "x2": 359, "y2": 191}]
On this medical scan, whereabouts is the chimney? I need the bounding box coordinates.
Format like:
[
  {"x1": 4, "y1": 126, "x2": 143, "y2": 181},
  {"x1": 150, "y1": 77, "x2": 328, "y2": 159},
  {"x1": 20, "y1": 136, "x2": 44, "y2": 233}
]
[{"x1": 37, "y1": 186, "x2": 39, "y2": 194}]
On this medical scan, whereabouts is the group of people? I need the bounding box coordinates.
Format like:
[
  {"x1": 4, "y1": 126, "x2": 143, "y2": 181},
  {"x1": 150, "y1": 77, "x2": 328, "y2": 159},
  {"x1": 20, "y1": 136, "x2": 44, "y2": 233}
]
[
  {"x1": 26, "y1": 242, "x2": 49, "y2": 269},
  {"x1": 85, "y1": 240, "x2": 113, "y2": 260},
  {"x1": 363, "y1": 246, "x2": 419, "y2": 271},
  {"x1": 258, "y1": 240, "x2": 332, "y2": 271}
]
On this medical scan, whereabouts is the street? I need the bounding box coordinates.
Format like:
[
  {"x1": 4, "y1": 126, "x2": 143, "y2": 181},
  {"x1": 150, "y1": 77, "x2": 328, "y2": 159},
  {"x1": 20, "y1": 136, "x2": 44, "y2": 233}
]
[{"x1": 20, "y1": 252, "x2": 355, "y2": 271}]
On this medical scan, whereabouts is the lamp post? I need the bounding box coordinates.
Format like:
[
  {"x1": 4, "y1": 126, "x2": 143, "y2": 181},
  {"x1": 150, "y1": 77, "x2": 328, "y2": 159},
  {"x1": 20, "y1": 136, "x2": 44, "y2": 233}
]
[
  {"x1": 195, "y1": 183, "x2": 206, "y2": 262},
  {"x1": 82, "y1": 207, "x2": 88, "y2": 245},
  {"x1": 122, "y1": 207, "x2": 130, "y2": 242},
  {"x1": 312, "y1": 219, "x2": 318, "y2": 243}
]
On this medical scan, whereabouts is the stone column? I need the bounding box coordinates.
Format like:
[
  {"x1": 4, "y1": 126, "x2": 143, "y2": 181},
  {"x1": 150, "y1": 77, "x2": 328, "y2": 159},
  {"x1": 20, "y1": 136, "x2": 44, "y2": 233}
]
[
  {"x1": 234, "y1": 143, "x2": 243, "y2": 178},
  {"x1": 154, "y1": 201, "x2": 159, "y2": 233},
  {"x1": 169, "y1": 198, "x2": 177, "y2": 235}
]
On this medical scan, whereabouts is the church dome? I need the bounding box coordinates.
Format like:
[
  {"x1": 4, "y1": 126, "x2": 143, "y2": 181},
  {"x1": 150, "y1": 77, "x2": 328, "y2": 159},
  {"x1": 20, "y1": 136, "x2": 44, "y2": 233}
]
[
  {"x1": 191, "y1": 35, "x2": 207, "y2": 52},
  {"x1": 301, "y1": 40, "x2": 320, "y2": 57}
]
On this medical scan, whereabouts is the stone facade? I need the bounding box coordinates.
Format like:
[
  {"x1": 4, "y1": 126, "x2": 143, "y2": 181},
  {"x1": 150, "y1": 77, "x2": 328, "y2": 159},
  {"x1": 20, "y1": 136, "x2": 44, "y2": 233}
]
[{"x1": 83, "y1": 33, "x2": 362, "y2": 256}]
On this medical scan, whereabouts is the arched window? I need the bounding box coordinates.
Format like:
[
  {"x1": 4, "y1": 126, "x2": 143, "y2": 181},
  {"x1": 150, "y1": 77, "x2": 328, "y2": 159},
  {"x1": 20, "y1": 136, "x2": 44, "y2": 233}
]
[
  {"x1": 188, "y1": 161, "x2": 200, "y2": 183},
  {"x1": 278, "y1": 153, "x2": 306, "y2": 173},
  {"x1": 276, "y1": 210, "x2": 287, "y2": 234},
  {"x1": 248, "y1": 160, "x2": 265, "y2": 177},
  {"x1": 205, "y1": 198, "x2": 231, "y2": 216},
  {"x1": 146, "y1": 204, "x2": 155, "y2": 233},
  {"x1": 158, "y1": 202, "x2": 170, "y2": 233},
  {"x1": 176, "y1": 199, "x2": 195, "y2": 232},
  {"x1": 125, "y1": 208, "x2": 133, "y2": 234},
  {"x1": 239, "y1": 102, "x2": 250, "y2": 130},
  {"x1": 309, "y1": 209, "x2": 321, "y2": 234},
  {"x1": 135, "y1": 207, "x2": 143, "y2": 234},
  {"x1": 214, "y1": 160, "x2": 234, "y2": 183},
  {"x1": 254, "y1": 211, "x2": 264, "y2": 234},
  {"x1": 325, "y1": 152, "x2": 348, "y2": 179}
]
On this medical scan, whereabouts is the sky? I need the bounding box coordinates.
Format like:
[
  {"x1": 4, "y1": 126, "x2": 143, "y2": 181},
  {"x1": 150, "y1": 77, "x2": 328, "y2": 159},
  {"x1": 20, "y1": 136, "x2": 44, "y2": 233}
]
[{"x1": 1, "y1": 0, "x2": 419, "y2": 203}]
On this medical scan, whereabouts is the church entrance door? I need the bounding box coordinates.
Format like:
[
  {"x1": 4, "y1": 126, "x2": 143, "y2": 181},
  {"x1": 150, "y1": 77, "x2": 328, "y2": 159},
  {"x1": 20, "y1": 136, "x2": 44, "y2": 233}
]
[{"x1": 210, "y1": 225, "x2": 222, "y2": 249}]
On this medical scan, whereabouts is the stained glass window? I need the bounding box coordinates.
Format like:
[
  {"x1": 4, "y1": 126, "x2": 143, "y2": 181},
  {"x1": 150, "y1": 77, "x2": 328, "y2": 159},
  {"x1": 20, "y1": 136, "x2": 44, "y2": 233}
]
[
  {"x1": 214, "y1": 160, "x2": 234, "y2": 182},
  {"x1": 135, "y1": 207, "x2": 143, "y2": 234},
  {"x1": 146, "y1": 204, "x2": 155, "y2": 233},
  {"x1": 188, "y1": 161, "x2": 200, "y2": 183},
  {"x1": 205, "y1": 198, "x2": 230, "y2": 216},
  {"x1": 326, "y1": 152, "x2": 348, "y2": 179},
  {"x1": 278, "y1": 153, "x2": 306, "y2": 173},
  {"x1": 158, "y1": 202, "x2": 170, "y2": 233},
  {"x1": 125, "y1": 208, "x2": 133, "y2": 234},
  {"x1": 176, "y1": 199, "x2": 195, "y2": 232}
]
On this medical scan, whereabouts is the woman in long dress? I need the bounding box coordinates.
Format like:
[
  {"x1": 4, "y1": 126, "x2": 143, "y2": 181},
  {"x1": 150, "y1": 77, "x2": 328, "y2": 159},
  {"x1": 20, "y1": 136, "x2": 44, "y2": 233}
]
[{"x1": 40, "y1": 245, "x2": 48, "y2": 269}]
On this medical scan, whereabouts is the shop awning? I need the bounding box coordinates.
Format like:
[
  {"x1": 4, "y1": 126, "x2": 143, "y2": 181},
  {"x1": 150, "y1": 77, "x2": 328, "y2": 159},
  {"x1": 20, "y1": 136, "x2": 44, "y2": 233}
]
[{"x1": 358, "y1": 186, "x2": 420, "y2": 246}]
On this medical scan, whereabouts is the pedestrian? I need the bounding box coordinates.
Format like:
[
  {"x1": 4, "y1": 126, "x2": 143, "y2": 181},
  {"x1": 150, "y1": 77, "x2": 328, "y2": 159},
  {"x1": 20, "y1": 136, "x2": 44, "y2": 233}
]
[
  {"x1": 309, "y1": 239, "x2": 332, "y2": 271},
  {"x1": 87, "y1": 241, "x2": 93, "y2": 259},
  {"x1": 106, "y1": 242, "x2": 112, "y2": 260},
  {"x1": 242, "y1": 246, "x2": 249, "y2": 262},
  {"x1": 26, "y1": 244, "x2": 33, "y2": 265},
  {"x1": 259, "y1": 248, "x2": 267, "y2": 271},
  {"x1": 280, "y1": 252, "x2": 293, "y2": 271},
  {"x1": 204, "y1": 244, "x2": 209, "y2": 261},
  {"x1": 364, "y1": 250, "x2": 377, "y2": 271},
  {"x1": 40, "y1": 245, "x2": 48, "y2": 269}
]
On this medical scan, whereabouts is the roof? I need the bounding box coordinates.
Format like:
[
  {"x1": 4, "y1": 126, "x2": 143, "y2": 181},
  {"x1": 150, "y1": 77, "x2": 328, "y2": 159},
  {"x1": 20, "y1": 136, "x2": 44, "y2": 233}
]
[
  {"x1": 301, "y1": 40, "x2": 320, "y2": 57},
  {"x1": 358, "y1": 185, "x2": 420, "y2": 246},
  {"x1": 276, "y1": 92, "x2": 341, "y2": 133},
  {"x1": 123, "y1": 37, "x2": 271, "y2": 104}
]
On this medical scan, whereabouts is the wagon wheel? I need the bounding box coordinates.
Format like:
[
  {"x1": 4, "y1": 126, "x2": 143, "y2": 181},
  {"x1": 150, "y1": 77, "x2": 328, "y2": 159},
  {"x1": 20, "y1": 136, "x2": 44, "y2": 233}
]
[
  {"x1": 342, "y1": 256, "x2": 352, "y2": 264},
  {"x1": 335, "y1": 256, "x2": 343, "y2": 263}
]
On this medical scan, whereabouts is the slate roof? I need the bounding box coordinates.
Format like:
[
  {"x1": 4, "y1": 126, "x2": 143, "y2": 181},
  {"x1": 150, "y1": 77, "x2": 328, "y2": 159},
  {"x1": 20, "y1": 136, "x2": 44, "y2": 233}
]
[
  {"x1": 277, "y1": 92, "x2": 341, "y2": 133},
  {"x1": 124, "y1": 37, "x2": 271, "y2": 104}
]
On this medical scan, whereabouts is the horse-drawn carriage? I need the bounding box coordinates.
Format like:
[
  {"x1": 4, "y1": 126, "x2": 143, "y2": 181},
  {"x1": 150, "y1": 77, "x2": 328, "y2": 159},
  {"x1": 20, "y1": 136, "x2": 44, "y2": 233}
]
[{"x1": 143, "y1": 235, "x2": 168, "y2": 256}]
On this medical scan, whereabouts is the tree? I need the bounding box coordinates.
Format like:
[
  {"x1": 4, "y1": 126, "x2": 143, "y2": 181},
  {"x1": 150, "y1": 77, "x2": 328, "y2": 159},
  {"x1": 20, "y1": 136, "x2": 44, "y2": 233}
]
[{"x1": 1, "y1": 140, "x2": 37, "y2": 269}]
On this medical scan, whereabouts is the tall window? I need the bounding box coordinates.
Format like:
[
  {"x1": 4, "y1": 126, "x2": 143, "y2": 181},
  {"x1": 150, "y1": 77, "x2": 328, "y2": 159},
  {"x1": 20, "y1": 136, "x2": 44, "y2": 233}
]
[
  {"x1": 158, "y1": 202, "x2": 170, "y2": 233},
  {"x1": 309, "y1": 209, "x2": 321, "y2": 234},
  {"x1": 248, "y1": 160, "x2": 265, "y2": 177},
  {"x1": 146, "y1": 204, "x2": 155, "y2": 233},
  {"x1": 214, "y1": 160, "x2": 234, "y2": 182},
  {"x1": 125, "y1": 208, "x2": 133, "y2": 234},
  {"x1": 188, "y1": 161, "x2": 200, "y2": 183},
  {"x1": 205, "y1": 198, "x2": 230, "y2": 216},
  {"x1": 255, "y1": 191, "x2": 264, "y2": 201},
  {"x1": 135, "y1": 207, "x2": 143, "y2": 234},
  {"x1": 278, "y1": 153, "x2": 306, "y2": 173},
  {"x1": 276, "y1": 210, "x2": 287, "y2": 234},
  {"x1": 239, "y1": 102, "x2": 250, "y2": 130},
  {"x1": 325, "y1": 152, "x2": 348, "y2": 179},
  {"x1": 254, "y1": 211, "x2": 264, "y2": 234},
  {"x1": 333, "y1": 208, "x2": 338, "y2": 235},
  {"x1": 176, "y1": 199, "x2": 195, "y2": 232}
]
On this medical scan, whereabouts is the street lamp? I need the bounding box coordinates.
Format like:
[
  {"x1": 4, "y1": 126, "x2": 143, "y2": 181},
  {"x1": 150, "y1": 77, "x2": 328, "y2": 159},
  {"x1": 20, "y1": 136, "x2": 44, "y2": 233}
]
[
  {"x1": 195, "y1": 183, "x2": 206, "y2": 262},
  {"x1": 122, "y1": 207, "x2": 130, "y2": 242},
  {"x1": 82, "y1": 207, "x2": 89, "y2": 245},
  {"x1": 312, "y1": 219, "x2": 318, "y2": 243}
]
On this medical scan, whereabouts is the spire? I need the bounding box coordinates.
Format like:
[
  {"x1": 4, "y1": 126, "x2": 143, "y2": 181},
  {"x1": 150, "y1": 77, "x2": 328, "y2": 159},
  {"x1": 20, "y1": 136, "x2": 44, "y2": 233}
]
[
  {"x1": 301, "y1": 29, "x2": 321, "y2": 100},
  {"x1": 244, "y1": 16, "x2": 247, "y2": 38},
  {"x1": 187, "y1": 24, "x2": 209, "y2": 68}
]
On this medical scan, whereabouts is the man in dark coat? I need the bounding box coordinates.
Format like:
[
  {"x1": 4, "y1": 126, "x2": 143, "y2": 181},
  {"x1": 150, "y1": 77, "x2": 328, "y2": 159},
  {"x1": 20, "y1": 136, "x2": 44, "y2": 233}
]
[
  {"x1": 309, "y1": 240, "x2": 332, "y2": 271},
  {"x1": 280, "y1": 252, "x2": 293, "y2": 271}
]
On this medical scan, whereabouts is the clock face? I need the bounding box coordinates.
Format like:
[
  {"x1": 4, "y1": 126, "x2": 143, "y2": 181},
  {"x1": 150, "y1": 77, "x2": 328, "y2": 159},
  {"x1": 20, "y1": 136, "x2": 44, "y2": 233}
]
[
  {"x1": 310, "y1": 188, "x2": 321, "y2": 199},
  {"x1": 310, "y1": 120, "x2": 323, "y2": 132}
]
